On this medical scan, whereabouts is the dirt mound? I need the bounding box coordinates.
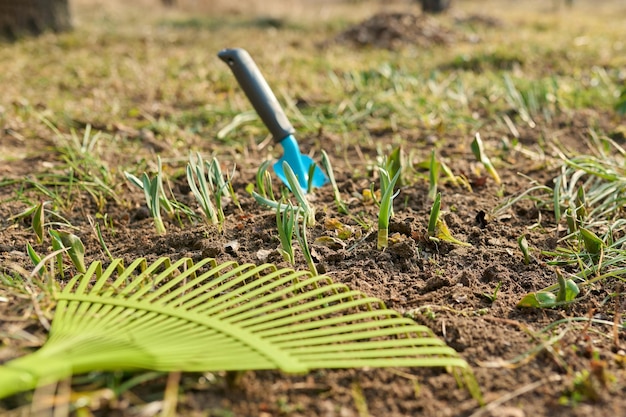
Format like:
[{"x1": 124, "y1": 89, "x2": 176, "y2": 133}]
[
  {"x1": 334, "y1": 12, "x2": 458, "y2": 50},
  {"x1": 454, "y1": 13, "x2": 504, "y2": 28}
]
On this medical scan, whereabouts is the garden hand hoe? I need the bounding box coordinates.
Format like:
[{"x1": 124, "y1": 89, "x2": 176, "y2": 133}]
[{"x1": 218, "y1": 48, "x2": 328, "y2": 192}]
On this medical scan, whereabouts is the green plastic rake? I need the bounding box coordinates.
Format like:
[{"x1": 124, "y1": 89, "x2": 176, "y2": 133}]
[{"x1": 0, "y1": 257, "x2": 477, "y2": 399}]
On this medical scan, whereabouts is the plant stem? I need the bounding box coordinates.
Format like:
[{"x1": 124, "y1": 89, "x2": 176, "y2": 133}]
[
  {"x1": 377, "y1": 168, "x2": 401, "y2": 249},
  {"x1": 295, "y1": 216, "x2": 317, "y2": 275}
]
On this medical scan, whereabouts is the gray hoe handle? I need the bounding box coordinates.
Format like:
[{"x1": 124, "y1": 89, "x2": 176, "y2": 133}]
[{"x1": 218, "y1": 48, "x2": 295, "y2": 142}]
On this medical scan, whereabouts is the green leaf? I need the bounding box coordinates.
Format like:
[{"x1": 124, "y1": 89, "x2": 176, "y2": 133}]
[
  {"x1": 186, "y1": 154, "x2": 218, "y2": 225},
  {"x1": 139, "y1": 173, "x2": 166, "y2": 235},
  {"x1": 436, "y1": 218, "x2": 471, "y2": 247},
  {"x1": 295, "y1": 215, "x2": 318, "y2": 275},
  {"x1": 471, "y1": 132, "x2": 501, "y2": 185},
  {"x1": 49, "y1": 230, "x2": 86, "y2": 273},
  {"x1": 428, "y1": 150, "x2": 440, "y2": 201},
  {"x1": 283, "y1": 162, "x2": 315, "y2": 226},
  {"x1": 517, "y1": 292, "x2": 557, "y2": 308},
  {"x1": 124, "y1": 171, "x2": 143, "y2": 190},
  {"x1": 377, "y1": 167, "x2": 401, "y2": 249},
  {"x1": 562, "y1": 279, "x2": 580, "y2": 302},
  {"x1": 0, "y1": 257, "x2": 477, "y2": 400},
  {"x1": 321, "y1": 150, "x2": 349, "y2": 215},
  {"x1": 49, "y1": 230, "x2": 65, "y2": 276},
  {"x1": 157, "y1": 156, "x2": 174, "y2": 215},
  {"x1": 575, "y1": 186, "x2": 587, "y2": 220},
  {"x1": 26, "y1": 242, "x2": 42, "y2": 271},
  {"x1": 276, "y1": 200, "x2": 296, "y2": 264},
  {"x1": 428, "y1": 193, "x2": 441, "y2": 237},
  {"x1": 440, "y1": 160, "x2": 458, "y2": 187},
  {"x1": 565, "y1": 203, "x2": 577, "y2": 234},
  {"x1": 386, "y1": 146, "x2": 404, "y2": 186},
  {"x1": 256, "y1": 160, "x2": 273, "y2": 199},
  {"x1": 556, "y1": 270, "x2": 580, "y2": 303},
  {"x1": 517, "y1": 234, "x2": 530, "y2": 265},
  {"x1": 580, "y1": 228, "x2": 603, "y2": 255}
]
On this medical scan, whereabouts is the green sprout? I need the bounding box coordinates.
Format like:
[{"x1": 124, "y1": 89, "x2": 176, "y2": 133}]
[
  {"x1": 427, "y1": 192, "x2": 441, "y2": 238},
  {"x1": 428, "y1": 150, "x2": 440, "y2": 201},
  {"x1": 26, "y1": 242, "x2": 43, "y2": 277},
  {"x1": 185, "y1": 153, "x2": 238, "y2": 225},
  {"x1": 225, "y1": 166, "x2": 242, "y2": 212},
  {"x1": 427, "y1": 193, "x2": 471, "y2": 246},
  {"x1": 565, "y1": 200, "x2": 578, "y2": 234},
  {"x1": 306, "y1": 163, "x2": 317, "y2": 194},
  {"x1": 471, "y1": 132, "x2": 501, "y2": 185},
  {"x1": 295, "y1": 213, "x2": 318, "y2": 275},
  {"x1": 156, "y1": 156, "x2": 175, "y2": 217},
  {"x1": 251, "y1": 161, "x2": 311, "y2": 221},
  {"x1": 276, "y1": 200, "x2": 297, "y2": 264},
  {"x1": 255, "y1": 160, "x2": 275, "y2": 200},
  {"x1": 205, "y1": 155, "x2": 235, "y2": 218},
  {"x1": 49, "y1": 229, "x2": 86, "y2": 274},
  {"x1": 517, "y1": 291, "x2": 558, "y2": 309},
  {"x1": 575, "y1": 186, "x2": 587, "y2": 220},
  {"x1": 555, "y1": 269, "x2": 580, "y2": 304},
  {"x1": 518, "y1": 234, "x2": 531, "y2": 265},
  {"x1": 186, "y1": 153, "x2": 220, "y2": 226},
  {"x1": 436, "y1": 218, "x2": 472, "y2": 247},
  {"x1": 125, "y1": 159, "x2": 176, "y2": 235},
  {"x1": 321, "y1": 150, "x2": 349, "y2": 215},
  {"x1": 10, "y1": 201, "x2": 76, "y2": 243},
  {"x1": 135, "y1": 172, "x2": 166, "y2": 235},
  {"x1": 482, "y1": 282, "x2": 502, "y2": 303},
  {"x1": 440, "y1": 159, "x2": 461, "y2": 188},
  {"x1": 88, "y1": 216, "x2": 114, "y2": 262},
  {"x1": 386, "y1": 146, "x2": 405, "y2": 186},
  {"x1": 579, "y1": 227, "x2": 603, "y2": 255},
  {"x1": 26, "y1": 243, "x2": 67, "y2": 280},
  {"x1": 518, "y1": 269, "x2": 580, "y2": 308},
  {"x1": 283, "y1": 161, "x2": 315, "y2": 227},
  {"x1": 32, "y1": 201, "x2": 45, "y2": 244},
  {"x1": 377, "y1": 167, "x2": 401, "y2": 250}
]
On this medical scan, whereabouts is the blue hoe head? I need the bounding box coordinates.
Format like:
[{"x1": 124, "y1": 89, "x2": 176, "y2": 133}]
[{"x1": 273, "y1": 135, "x2": 328, "y2": 193}]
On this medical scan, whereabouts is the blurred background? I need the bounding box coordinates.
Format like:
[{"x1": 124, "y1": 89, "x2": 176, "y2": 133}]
[{"x1": 2, "y1": 0, "x2": 617, "y2": 41}]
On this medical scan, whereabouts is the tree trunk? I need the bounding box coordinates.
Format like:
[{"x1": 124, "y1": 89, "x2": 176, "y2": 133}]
[
  {"x1": 0, "y1": 0, "x2": 72, "y2": 40},
  {"x1": 419, "y1": 0, "x2": 451, "y2": 14}
]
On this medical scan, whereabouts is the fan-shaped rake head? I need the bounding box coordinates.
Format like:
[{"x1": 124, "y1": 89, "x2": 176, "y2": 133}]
[{"x1": 0, "y1": 257, "x2": 478, "y2": 400}]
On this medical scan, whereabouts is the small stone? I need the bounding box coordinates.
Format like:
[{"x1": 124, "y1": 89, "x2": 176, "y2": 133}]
[
  {"x1": 453, "y1": 294, "x2": 468, "y2": 303},
  {"x1": 256, "y1": 249, "x2": 273, "y2": 261},
  {"x1": 224, "y1": 240, "x2": 240, "y2": 254}
]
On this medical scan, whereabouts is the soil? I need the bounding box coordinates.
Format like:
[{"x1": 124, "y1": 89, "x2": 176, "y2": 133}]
[
  {"x1": 1, "y1": 7, "x2": 626, "y2": 417},
  {"x1": 332, "y1": 12, "x2": 463, "y2": 50},
  {"x1": 2, "y1": 108, "x2": 625, "y2": 416}
]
